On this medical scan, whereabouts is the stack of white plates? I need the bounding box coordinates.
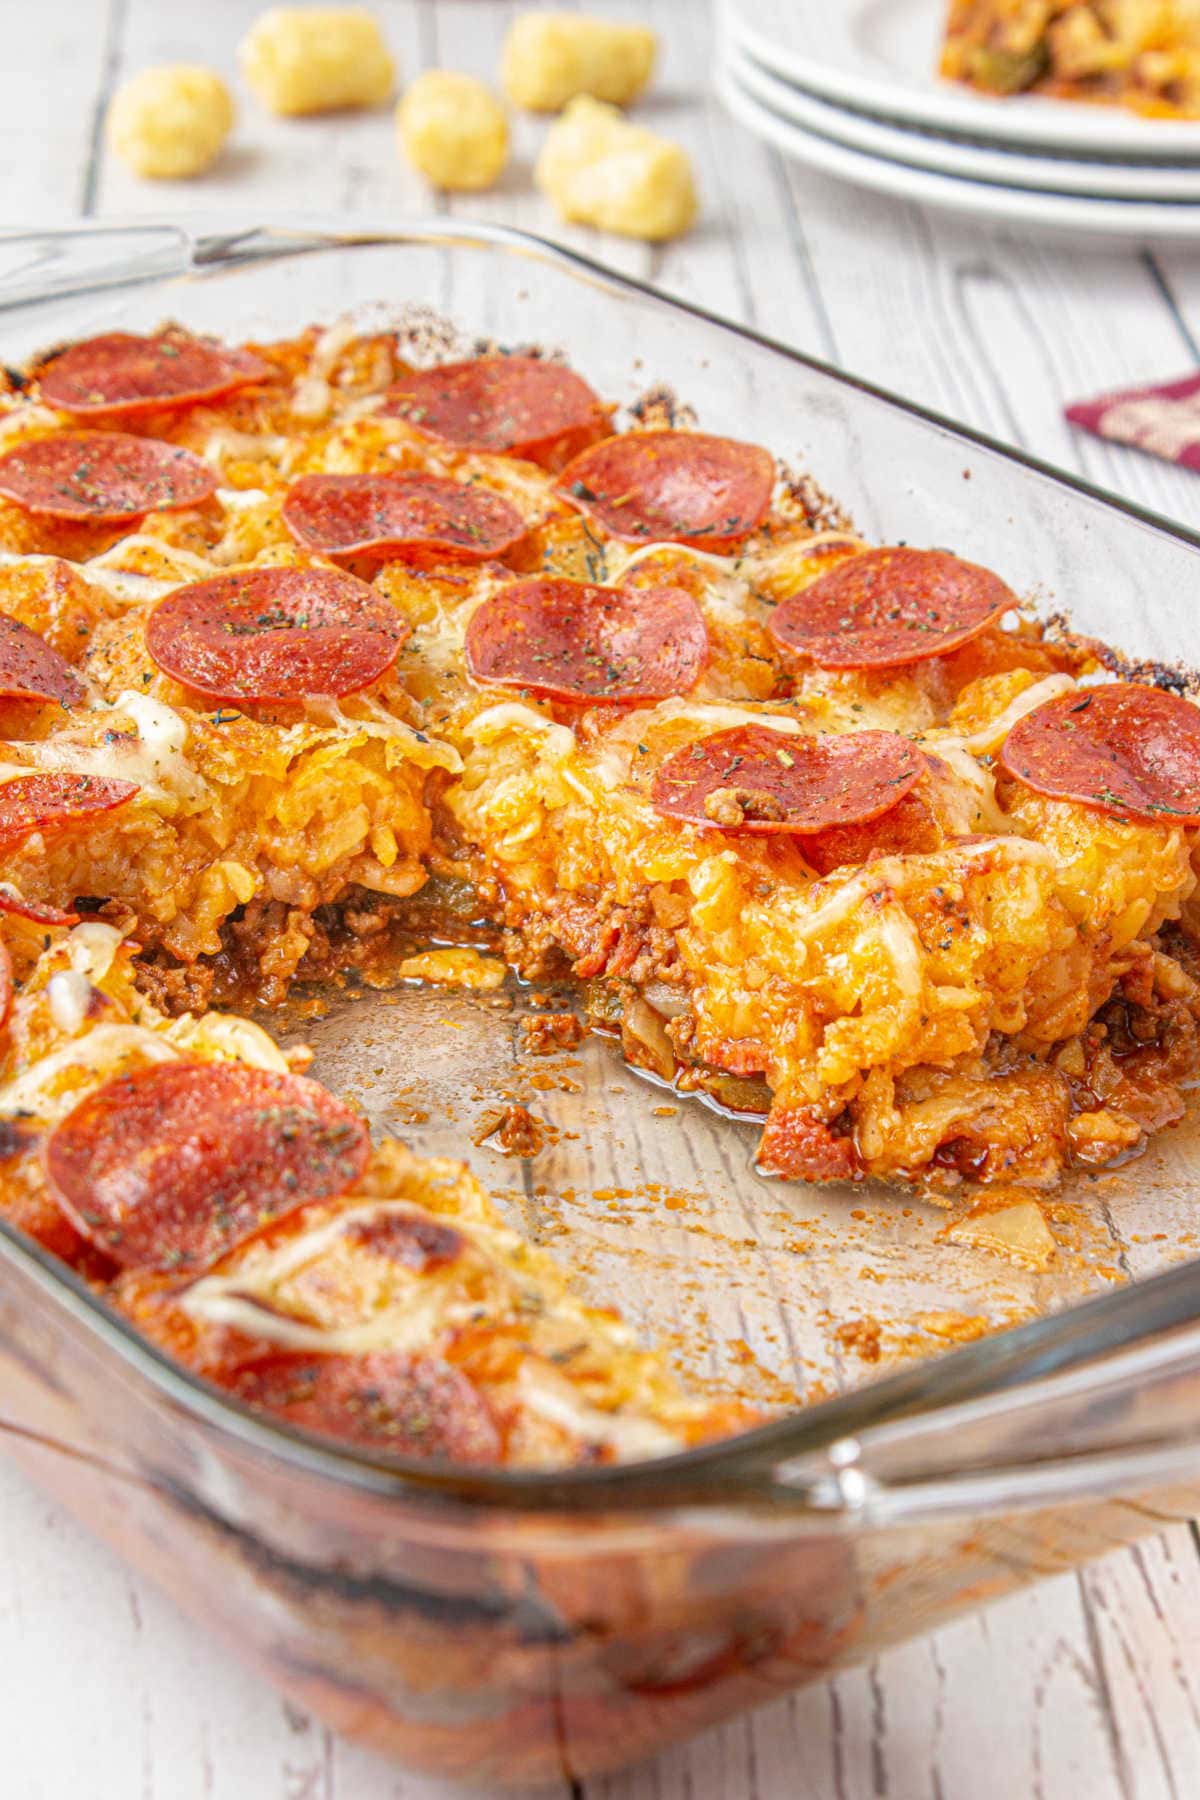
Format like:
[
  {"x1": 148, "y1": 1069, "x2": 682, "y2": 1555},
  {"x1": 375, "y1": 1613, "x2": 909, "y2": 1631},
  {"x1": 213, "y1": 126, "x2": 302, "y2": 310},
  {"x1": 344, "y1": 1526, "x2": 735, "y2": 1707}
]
[{"x1": 718, "y1": 0, "x2": 1200, "y2": 239}]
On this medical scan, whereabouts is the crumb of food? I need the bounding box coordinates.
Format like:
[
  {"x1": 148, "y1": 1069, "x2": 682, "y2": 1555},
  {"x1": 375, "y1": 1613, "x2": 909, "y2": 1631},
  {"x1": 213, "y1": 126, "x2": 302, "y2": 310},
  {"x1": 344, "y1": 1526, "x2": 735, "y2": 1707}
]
[
  {"x1": 945, "y1": 1194, "x2": 1058, "y2": 1270},
  {"x1": 521, "y1": 1011, "x2": 584, "y2": 1055},
  {"x1": 501, "y1": 13, "x2": 656, "y2": 111},
  {"x1": 834, "y1": 1316, "x2": 882, "y2": 1363},
  {"x1": 535, "y1": 96, "x2": 697, "y2": 242},
  {"x1": 396, "y1": 948, "x2": 507, "y2": 991},
  {"x1": 703, "y1": 785, "x2": 787, "y2": 827},
  {"x1": 107, "y1": 66, "x2": 234, "y2": 179},
  {"x1": 472, "y1": 1103, "x2": 548, "y2": 1157},
  {"x1": 239, "y1": 6, "x2": 394, "y2": 116},
  {"x1": 397, "y1": 70, "x2": 509, "y2": 191},
  {"x1": 915, "y1": 1311, "x2": 989, "y2": 1343},
  {"x1": 628, "y1": 386, "x2": 699, "y2": 431},
  {"x1": 776, "y1": 465, "x2": 856, "y2": 536}
]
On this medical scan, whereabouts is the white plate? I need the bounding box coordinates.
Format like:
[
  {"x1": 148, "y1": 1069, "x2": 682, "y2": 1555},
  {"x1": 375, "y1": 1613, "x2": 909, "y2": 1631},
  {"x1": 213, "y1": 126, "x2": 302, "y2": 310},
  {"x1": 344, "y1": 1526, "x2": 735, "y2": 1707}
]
[
  {"x1": 718, "y1": 64, "x2": 1200, "y2": 240},
  {"x1": 726, "y1": 38, "x2": 1200, "y2": 200},
  {"x1": 722, "y1": 0, "x2": 1200, "y2": 158}
]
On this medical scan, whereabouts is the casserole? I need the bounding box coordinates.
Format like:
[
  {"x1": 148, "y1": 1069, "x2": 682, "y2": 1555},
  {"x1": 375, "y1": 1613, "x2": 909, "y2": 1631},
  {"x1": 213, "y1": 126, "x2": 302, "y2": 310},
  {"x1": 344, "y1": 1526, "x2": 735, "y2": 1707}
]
[
  {"x1": 940, "y1": 0, "x2": 1200, "y2": 117},
  {"x1": 3, "y1": 219, "x2": 1200, "y2": 1784}
]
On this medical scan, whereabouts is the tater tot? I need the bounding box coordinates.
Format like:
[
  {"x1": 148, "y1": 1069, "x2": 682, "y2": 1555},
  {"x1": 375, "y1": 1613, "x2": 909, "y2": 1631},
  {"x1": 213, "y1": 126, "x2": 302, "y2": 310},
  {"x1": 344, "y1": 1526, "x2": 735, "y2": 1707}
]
[
  {"x1": 501, "y1": 12, "x2": 656, "y2": 110},
  {"x1": 239, "y1": 7, "x2": 394, "y2": 116},
  {"x1": 397, "y1": 71, "x2": 509, "y2": 191},
  {"x1": 107, "y1": 66, "x2": 234, "y2": 179},
  {"x1": 535, "y1": 96, "x2": 697, "y2": 241}
]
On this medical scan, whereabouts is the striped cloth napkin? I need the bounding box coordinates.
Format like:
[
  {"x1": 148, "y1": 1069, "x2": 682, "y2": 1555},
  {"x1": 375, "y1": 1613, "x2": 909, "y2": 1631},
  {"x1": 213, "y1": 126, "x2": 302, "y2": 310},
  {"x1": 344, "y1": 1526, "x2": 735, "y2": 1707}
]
[{"x1": 1066, "y1": 372, "x2": 1200, "y2": 471}]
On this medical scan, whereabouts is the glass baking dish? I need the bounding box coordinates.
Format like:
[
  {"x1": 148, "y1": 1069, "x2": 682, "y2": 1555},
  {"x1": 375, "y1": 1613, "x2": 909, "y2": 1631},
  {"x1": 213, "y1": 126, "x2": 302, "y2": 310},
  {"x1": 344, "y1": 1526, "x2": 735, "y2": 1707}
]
[{"x1": 4, "y1": 220, "x2": 1200, "y2": 1787}]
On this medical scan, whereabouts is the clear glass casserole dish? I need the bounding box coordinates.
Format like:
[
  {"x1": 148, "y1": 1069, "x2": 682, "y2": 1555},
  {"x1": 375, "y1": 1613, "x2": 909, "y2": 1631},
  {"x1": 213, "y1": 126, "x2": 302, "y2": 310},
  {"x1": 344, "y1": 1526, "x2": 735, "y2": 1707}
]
[{"x1": 3, "y1": 220, "x2": 1200, "y2": 1787}]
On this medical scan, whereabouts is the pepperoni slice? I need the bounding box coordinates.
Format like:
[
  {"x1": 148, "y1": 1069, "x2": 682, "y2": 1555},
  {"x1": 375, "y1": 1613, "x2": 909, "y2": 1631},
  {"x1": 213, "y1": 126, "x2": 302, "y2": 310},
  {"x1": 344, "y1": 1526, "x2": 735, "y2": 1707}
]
[
  {"x1": 651, "y1": 723, "x2": 925, "y2": 835},
  {"x1": 997, "y1": 683, "x2": 1200, "y2": 826},
  {"x1": 44, "y1": 1062, "x2": 370, "y2": 1273},
  {"x1": 281, "y1": 471, "x2": 526, "y2": 566},
  {"x1": 0, "y1": 772, "x2": 137, "y2": 851},
  {"x1": 226, "y1": 1350, "x2": 502, "y2": 1462},
  {"x1": 799, "y1": 789, "x2": 942, "y2": 876},
  {"x1": 0, "y1": 432, "x2": 216, "y2": 525},
  {"x1": 0, "y1": 613, "x2": 86, "y2": 706},
  {"x1": 0, "y1": 884, "x2": 78, "y2": 925},
  {"x1": 37, "y1": 330, "x2": 270, "y2": 420},
  {"x1": 556, "y1": 431, "x2": 775, "y2": 552},
  {"x1": 145, "y1": 566, "x2": 409, "y2": 703},
  {"x1": 465, "y1": 576, "x2": 708, "y2": 704},
  {"x1": 381, "y1": 356, "x2": 608, "y2": 470},
  {"x1": 769, "y1": 548, "x2": 1014, "y2": 670}
]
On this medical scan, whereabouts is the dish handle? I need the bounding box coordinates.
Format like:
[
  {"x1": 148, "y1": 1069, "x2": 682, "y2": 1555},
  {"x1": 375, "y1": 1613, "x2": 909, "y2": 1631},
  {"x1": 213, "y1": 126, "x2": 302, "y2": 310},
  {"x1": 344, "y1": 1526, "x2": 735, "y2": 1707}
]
[
  {"x1": 0, "y1": 226, "x2": 194, "y2": 313},
  {"x1": 719, "y1": 1260, "x2": 1200, "y2": 1523}
]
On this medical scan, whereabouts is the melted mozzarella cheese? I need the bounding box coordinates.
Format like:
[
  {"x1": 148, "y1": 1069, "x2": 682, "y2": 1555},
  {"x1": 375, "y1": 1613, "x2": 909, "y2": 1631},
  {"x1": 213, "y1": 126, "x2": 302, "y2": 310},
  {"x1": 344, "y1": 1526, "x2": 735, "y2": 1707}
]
[
  {"x1": 602, "y1": 545, "x2": 771, "y2": 637},
  {"x1": 789, "y1": 836, "x2": 1059, "y2": 948},
  {"x1": 595, "y1": 698, "x2": 808, "y2": 774},
  {"x1": 581, "y1": 702, "x2": 808, "y2": 797},
  {"x1": 924, "y1": 743, "x2": 1007, "y2": 836},
  {"x1": 876, "y1": 903, "x2": 924, "y2": 1010},
  {"x1": 957, "y1": 835, "x2": 1058, "y2": 867},
  {"x1": 657, "y1": 700, "x2": 805, "y2": 735},
  {"x1": 290, "y1": 316, "x2": 362, "y2": 422},
  {"x1": 516, "y1": 1363, "x2": 682, "y2": 1457},
  {"x1": 66, "y1": 921, "x2": 123, "y2": 984},
  {"x1": 409, "y1": 604, "x2": 469, "y2": 676},
  {"x1": 0, "y1": 548, "x2": 176, "y2": 604},
  {"x1": 215, "y1": 486, "x2": 270, "y2": 512},
  {"x1": 610, "y1": 541, "x2": 737, "y2": 580},
  {"x1": 927, "y1": 674, "x2": 1076, "y2": 759},
  {"x1": 46, "y1": 969, "x2": 92, "y2": 1035},
  {"x1": 118, "y1": 689, "x2": 188, "y2": 760},
  {"x1": 182, "y1": 1196, "x2": 685, "y2": 1457},
  {"x1": 699, "y1": 566, "x2": 771, "y2": 630},
  {"x1": 181, "y1": 1198, "x2": 478, "y2": 1353},
  {"x1": 788, "y1": 864, "x2": 906, "y2": 947},
  {"x1": 0, "y1": 404, "x2": 62, "y2": 444},
  {"x1": 609, "y1": 529, "x2": 865, "y2": 587},
  {"x1": 0, "y1": 689, "x2": 209, "y2": 809},
  {"x1": 86, "y1": 566, "x2": 177, "y2": 603},
  {"x1": 466, "y1": 702, "x2": 577, "y2": 761},
  {"x1": 406, "y1": 573, "x2": 510, "y2": 679},
  {"x1": 3, "y1": 930, "x2": 295, "y2": 1124},
  {"x1": 0, "y1": 1023, "x2": 179, "y2": 1123},
  {"x1": 303, "y1": 696, "x2": 462, "y2": 773},
  {"x1": 202, "y1": 426, "x2": 290, "y2": 463},
  {"x1": 181, "y1": 1284, "x2": 465, "y2": 1355},
  {"x1": 163, "y1": 1011, "x2": 291, "y2": 1073},
  {"x1": 88, "y1": 536, "x2": 219, "y2": 580}
]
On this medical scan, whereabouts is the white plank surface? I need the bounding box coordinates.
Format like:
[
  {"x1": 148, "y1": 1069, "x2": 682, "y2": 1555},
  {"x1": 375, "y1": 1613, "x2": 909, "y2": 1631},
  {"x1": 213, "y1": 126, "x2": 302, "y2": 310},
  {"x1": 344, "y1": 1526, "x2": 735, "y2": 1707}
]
[{"x1": 3, "y1": 1, "x2": 1200, "y2": 1794}]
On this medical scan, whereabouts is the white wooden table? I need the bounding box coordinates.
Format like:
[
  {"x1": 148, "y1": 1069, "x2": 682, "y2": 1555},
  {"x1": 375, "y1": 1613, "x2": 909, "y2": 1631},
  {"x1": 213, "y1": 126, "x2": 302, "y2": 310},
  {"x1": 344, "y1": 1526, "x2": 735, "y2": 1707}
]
[{"x1": 4, "y1": 2, "x2": 1200, "y2": 1794}]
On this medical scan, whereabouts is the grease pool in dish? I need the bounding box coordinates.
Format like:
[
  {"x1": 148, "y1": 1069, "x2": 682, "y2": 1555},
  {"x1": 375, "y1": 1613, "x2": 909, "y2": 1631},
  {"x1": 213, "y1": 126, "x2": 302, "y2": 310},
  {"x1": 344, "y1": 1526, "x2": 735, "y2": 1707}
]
[{"x1": 2, "y1": 318, "x2": 1200, "y2": 1464}]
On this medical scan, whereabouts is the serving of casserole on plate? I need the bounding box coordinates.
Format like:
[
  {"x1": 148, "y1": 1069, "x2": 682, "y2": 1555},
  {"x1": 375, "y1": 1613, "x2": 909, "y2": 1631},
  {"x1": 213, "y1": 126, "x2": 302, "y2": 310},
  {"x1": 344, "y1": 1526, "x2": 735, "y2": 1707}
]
[
  {"x1": 941, "y1": 0, "x2": 1200, "y2": 114},
  {"x1": 4, "y1": 223, "x2": 1200, "y2": 1784}
]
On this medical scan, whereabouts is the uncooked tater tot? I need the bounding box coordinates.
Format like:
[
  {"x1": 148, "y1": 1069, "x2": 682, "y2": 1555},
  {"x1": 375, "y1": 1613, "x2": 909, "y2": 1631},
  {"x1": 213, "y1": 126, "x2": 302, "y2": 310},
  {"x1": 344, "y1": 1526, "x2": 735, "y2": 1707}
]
[
  {"x1": 501, "y1": 13, "x2": 656, "y2": 110},
  {"x1": 536, "y1": 96, "x2": 697, "y2": 241},
  {"x1": 397, "y1": 71, "x2": 509, "y2": 191},
  {"x1": 107, "y1": 67, "x2": 234, "y2": 178},
  {"x1": 239, "y1": 7, "x2": 394, "y2": 116}
]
